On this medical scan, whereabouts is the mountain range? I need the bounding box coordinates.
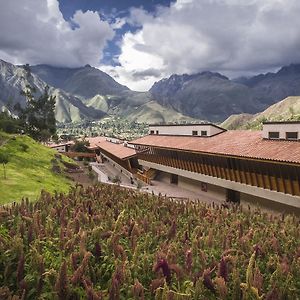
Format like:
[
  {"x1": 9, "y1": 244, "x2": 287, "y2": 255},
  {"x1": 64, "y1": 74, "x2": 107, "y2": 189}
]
[
  {"x1": 0, "y1": 59, "x2": 193, "y2": 123},
  {"x1": 1, "y1": 58, "x2": 300, "y2": 124},
  {"x1": 221, "y1": 96, "x2": 300, "y2": 130}
]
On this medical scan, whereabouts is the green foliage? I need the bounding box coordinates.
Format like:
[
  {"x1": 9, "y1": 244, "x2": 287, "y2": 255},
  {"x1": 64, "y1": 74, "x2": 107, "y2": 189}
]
[
  {"x1": 18, "y1": 85, "x2": 56, "y2": 142},
  {"x1": 111, "y1": 175, "x2": 121, "y2": 184},
  {"x1": 71, "y1": 140, "x2": 90, "y2": 153},
  {"x1": 0, "y1": 184, "x2": 299, "y2": 299},
  {"x1": 0, "y1": 111, "x2": 22, "y2": 134},
  {"x1": 0, "y1": 132, "x2": 73, "y2": 204},
  {"x1": 0, "y1": 150, "x2": 9, "y2": 179}
]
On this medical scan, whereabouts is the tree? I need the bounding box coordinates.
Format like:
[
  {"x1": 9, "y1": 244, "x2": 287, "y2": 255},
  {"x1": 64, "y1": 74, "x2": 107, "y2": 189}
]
[
  {"x1": 71, "y1": 140, "x2": 90, "y2": 153},
  {"x1": 0, "y1": 111, "x2": 22, "y2": 133},
  {"x1": 0, "y1": 151, "x2": 9, "y2": 179},
  {"x1": 20, "y1": 85, "x2": 56, "y2": 141}
]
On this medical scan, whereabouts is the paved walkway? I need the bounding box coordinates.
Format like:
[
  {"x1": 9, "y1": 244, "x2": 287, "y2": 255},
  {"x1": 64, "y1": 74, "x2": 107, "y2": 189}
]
[
  {"x1": 141, "y1": 180, "x2": 224, "y2": 205},
  {"x1": 90, "y1": 162, "x2": 136, "y2": 187},
  {"x1": 91, "y1": 162, "x2": 222, "y2": 203}
]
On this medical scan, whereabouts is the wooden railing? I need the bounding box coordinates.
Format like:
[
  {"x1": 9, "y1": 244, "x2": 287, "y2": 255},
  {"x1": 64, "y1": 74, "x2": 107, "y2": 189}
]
[
  {"x1": 135, "y1": 172, "x2": 151, "y2": 185},
  {"x1": 138, "y1": 152, "x2": 300, "y2": 196}
]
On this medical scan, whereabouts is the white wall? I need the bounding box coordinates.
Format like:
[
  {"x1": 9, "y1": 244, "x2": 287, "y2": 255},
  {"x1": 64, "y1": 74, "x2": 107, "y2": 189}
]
[
  {"x1": 262, "y1": 123, "x2": 300, "y2": 140},
  {"x1": 106, "y1": 137, "x2": 122, "y2": 144},
  {"x1": 156, "y1": 171, "x2": 170, "y2": 183},
  {"x1": 178, "y1": 176, "x2": 226, "y2": 202},
  {"x1": 240, "y1": 193, "x2": 300, "y2": 215},
  {"x1": 52, "y1": 145, "x2": 67, "y2": 153},
  {"x1": 101, "y1": 153, "x2": 133, "y2": 179},
  {"x1": 149, "y1": 124, "x2": 224, "y2": 137}
]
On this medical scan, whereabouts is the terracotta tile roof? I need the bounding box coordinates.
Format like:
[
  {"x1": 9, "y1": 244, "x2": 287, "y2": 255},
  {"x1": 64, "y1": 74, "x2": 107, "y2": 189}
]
[
  {"x1": 94, "y1": 140, "x2": 136, "y2": 160},
  {"x1": 129, "y1": 131, "x2": 300, "y2": 164},
  {"x1": 85, "y1": 137, "x2": 106, "y2": 150}
]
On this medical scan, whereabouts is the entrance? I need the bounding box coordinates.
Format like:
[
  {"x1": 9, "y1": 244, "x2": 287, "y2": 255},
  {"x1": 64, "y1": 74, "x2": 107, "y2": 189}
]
[
  {"x1": 170, "y1": 174, "x2": 178, "y2": 185},
  {"x1": 226, "y1": 189, "x2": 240, "y2": 203}
]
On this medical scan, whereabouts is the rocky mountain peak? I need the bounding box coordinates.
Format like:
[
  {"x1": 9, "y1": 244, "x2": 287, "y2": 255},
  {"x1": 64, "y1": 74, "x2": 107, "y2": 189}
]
[{"x1": 277, "y1": 63, "x2": 300, "y2": 76}]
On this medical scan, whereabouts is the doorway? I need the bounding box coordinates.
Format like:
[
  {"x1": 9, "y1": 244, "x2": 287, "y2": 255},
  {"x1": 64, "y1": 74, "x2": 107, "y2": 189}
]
[
  {"x1": 226, "y1": 189, "x2": 240, "y2": 203},
  {"x1": 170, "y1": 174, "x2": 178, "y2": 185}
]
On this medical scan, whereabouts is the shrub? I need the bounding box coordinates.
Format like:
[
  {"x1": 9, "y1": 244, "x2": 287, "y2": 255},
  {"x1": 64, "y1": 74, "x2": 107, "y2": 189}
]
[
  {"x1": 0, "y1": 150, "x2": 9, "y2": 179},
  {"x1": 112, "y1": 175, "x2": 121, "y2": 184},
  {"x1": 19, "y1": 143, "x2": 29, "y2": 152},
  {"x1": 0, "y1": 185, "x2": 299, "y2": 299}
]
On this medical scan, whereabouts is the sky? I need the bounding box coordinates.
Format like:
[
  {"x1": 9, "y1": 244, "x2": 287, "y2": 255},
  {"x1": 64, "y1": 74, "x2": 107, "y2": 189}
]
[{"x1": 1, "y1": 0, "x2": 300, "y2": 91}]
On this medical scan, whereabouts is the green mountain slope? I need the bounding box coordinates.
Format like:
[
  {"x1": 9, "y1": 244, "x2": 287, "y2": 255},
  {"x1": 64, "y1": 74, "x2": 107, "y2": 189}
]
[
  {"x1": 0, "y1": 60, "x2": 105, "y2": 123},
  {"x1": 0, "y1": 132, "x2": 73, "y2": 204},
  {"x1": 124, "y1": 100, "x2": 197, "y2": 123},
  {"x1": 221, "y1": 96, "x2": 300, "y2": 129}
]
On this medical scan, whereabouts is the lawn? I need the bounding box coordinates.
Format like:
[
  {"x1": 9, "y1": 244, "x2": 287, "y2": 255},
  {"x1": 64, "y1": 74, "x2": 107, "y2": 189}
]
[{"x1": 0, "y1": 132, "x2": 73, "y2": 204}]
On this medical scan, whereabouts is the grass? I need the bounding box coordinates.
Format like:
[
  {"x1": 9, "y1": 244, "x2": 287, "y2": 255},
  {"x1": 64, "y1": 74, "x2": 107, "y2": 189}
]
[{"x1": 0, "y1": 131, "x2": 74, "y2": 204}]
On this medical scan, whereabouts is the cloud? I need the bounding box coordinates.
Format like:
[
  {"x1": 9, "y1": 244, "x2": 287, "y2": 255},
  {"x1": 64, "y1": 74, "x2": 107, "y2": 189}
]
[
  {"x1": 105, "y1": 0, "x2": 300, "y2": 91},
  {"x1": 0, "y1": 0, "x2": 114, "y2": 67},
  {"x1": 131, "y1": 68, "x2": 162, "y2": 80},
  {"x1": 100, "y1": 30, "x2": 165, "y2": 91}
]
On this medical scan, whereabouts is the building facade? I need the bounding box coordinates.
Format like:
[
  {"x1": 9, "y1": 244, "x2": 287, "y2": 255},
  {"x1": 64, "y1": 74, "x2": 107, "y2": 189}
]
[{"x1": 129, "y1": 122, "x2": 300, "y2": 210}]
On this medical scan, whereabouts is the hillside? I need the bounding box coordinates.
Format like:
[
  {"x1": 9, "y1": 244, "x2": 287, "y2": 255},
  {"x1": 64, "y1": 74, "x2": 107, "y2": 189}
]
[
  {"x1": 0, "y1": 184, "x2": 299, "y2": 299},
  {"x1": 4, "y1": 58, "x2": 300, "y2": 124},
  {"x1": 0, "y1": 131, "x2": 73, "y2": 204},
  {"x1": 150, "y1": 72, "x2": 263, "y2": 122},
  {"x1": 150, "y1": 63, "x2": 300, "y2": 122},
  {"x1": 221, "y1": 96, "x2": 300, "y2": 129},
  {"x1": 31, "y1": 64, "x2": 162, "y2": 122},
  {"x1": 31, "y1": 64, "x2": 129, "y2": 99},
  {"x1": 235, "y1": 64, "x2": 300, "y2": 106},
  {"x1": 0, "y1": 60, "x2": 105, "y2": 123},
  {"x1": 220, "y1": 114, "x2": 254, "y2": 130},
  {"x1": 123, "y1": 100, "x2": 196, "y2": 123}
]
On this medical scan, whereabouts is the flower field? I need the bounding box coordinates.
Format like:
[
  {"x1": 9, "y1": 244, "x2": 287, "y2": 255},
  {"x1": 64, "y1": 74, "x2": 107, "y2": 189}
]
[{"x1": 0, "y1": 184, "x2": 299, "y2": 299}]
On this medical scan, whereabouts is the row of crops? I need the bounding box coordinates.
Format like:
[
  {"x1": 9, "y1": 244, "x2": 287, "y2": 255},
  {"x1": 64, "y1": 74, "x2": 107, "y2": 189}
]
[{"x1": 0, "y1": 184, "x2": 299, "y2": 299}]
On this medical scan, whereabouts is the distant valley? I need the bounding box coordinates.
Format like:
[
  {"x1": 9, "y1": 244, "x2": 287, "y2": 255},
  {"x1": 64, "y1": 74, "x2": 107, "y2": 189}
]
[{"x1": 1, "y1": 58, "x2": 300, "y2": 124}]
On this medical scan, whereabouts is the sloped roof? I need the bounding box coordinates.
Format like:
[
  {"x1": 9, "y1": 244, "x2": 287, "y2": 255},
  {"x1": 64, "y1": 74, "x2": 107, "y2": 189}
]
[
  {"x1": 85, "y1": 137, "x2": 106, "y2": 150},
  {"x1": 86, "y1": 137, "x2": 136, "y2": 160},
  {"x1": 130, "y1": 131, "x2": 300, "y2": 164}
]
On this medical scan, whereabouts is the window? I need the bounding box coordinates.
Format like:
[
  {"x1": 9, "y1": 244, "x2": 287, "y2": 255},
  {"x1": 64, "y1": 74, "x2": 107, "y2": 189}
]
[
  {"x1": 170, "y1": 174, "x2": 178, "y2": 184},
  {"x1": 201, "y1": 130, "x2": 207, "y2": 136},
  {"x1": 226, "y1": 189, "x2": 240, "y2": 203},
  {"x1": 150, "y1": 130, "x2": 154, "y2": 135},
  {"x1": 268, "y1": 132, "x2": 279, "y2": 139},
  {"x1": 192, "y1": 130, "x2": 198, "y2": 136},
  {"x1": 286, "y1": 132, "x2": 298, "y2": 140},
  {"x1": 156, "y1": 130, "x2": 159, "y2": 135}
]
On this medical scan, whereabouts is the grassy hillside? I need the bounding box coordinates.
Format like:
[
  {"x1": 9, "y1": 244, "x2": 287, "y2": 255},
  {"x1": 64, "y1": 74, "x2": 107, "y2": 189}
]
[
  {"x1": 124, "y1": 101, "x2": 197, "y2": 123},
  {"x1": 0, "y1": 184, "x2": 299, "y2": 299},
  {"x1": 0, "y1": 131, "x2": 73, "y2": 204},
  {"x1": 221, "y1": 96, "x2": 300, "y2": 130}
]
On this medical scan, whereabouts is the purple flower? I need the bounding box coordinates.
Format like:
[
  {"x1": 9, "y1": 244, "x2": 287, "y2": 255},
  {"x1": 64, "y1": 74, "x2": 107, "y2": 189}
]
[{"x1": 154, "y1": 259, "x2": 171, "y2": 284}]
